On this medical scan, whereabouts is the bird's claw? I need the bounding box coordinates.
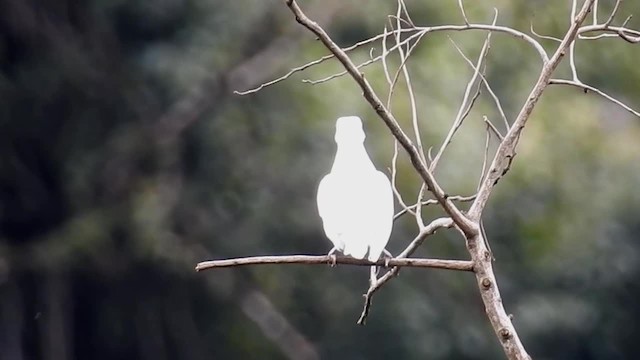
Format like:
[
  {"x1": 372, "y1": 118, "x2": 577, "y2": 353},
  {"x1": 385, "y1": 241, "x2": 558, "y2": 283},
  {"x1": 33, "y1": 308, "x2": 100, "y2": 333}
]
[
  {"x1": 369, "y1": 267, "x2": 378, "y2": 287},
  {"x1": 327, "y1": 248, "x2": 338, "y2": 267}
]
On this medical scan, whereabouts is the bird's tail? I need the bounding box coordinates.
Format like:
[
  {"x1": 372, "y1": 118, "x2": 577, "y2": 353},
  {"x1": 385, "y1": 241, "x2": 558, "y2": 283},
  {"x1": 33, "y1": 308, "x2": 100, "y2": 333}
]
[
  {"x1": 343, "y1": 241, "x2": 368, "y2": 259},
  {"x1": 367, "y1": 245, "x2": 385, "y2": 262}
]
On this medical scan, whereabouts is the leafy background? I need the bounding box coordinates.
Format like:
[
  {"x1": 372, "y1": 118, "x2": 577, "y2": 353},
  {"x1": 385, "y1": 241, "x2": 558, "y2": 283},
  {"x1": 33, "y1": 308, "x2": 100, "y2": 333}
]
[{"x1": 1, "y1": 0, "x2": 639, "y2": 359}]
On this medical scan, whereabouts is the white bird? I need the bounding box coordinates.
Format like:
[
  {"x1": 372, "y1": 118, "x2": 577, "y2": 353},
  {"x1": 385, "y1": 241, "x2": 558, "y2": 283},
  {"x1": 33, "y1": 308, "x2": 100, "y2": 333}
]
[{"x1": 317, "y1": 116, "x2": 394, "y2": 283}]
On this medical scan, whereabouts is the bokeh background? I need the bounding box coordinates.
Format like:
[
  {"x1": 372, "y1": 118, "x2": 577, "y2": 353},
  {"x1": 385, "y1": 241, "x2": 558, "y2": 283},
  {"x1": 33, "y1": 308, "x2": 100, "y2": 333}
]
[{"x1": 1, "y1": 0, "x2": 640, "y2": 359}]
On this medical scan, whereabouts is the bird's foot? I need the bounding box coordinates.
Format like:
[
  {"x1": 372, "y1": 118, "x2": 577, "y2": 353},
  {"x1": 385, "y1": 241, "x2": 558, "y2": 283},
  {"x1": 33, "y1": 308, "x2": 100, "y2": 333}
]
[
  {"x1": 369, "y1": 266, "x2": 378, "y2": 287},
  {"x1": 327, "y1": 248, "x2": 338, "y2": 267},
  {"x1": 329, "y1": 254, "x2": 337, "y2": 267},
  {"x1": 382, "y1": 249, "x2": 393, "y2": 268}
]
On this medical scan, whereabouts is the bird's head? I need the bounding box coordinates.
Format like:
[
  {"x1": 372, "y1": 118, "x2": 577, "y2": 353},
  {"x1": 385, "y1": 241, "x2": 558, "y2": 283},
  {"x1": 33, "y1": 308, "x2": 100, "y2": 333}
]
[{"x1": 335, "y1": 116, "x2": 365, "y2": 145}]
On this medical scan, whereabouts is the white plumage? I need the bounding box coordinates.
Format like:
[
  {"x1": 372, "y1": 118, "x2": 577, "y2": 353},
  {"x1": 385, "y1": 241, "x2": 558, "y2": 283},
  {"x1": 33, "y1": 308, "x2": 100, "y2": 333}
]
[{"x1": 317, "y1": 116, "x2": 394, "y2": 262}]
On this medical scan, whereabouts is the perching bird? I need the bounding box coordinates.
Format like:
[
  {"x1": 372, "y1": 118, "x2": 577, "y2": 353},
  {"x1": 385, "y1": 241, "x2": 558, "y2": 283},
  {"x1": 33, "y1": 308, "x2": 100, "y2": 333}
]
[{"x1": 317, "y1": 116, "x2": 394, "y2": 283}]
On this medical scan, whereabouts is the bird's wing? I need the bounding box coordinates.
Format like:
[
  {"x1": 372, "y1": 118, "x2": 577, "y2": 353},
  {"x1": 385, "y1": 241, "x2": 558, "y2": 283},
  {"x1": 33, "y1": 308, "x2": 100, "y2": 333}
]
[
  {"x1": 317, "y1": 173, "x2": 369, "y2": 258},
  {"x1": 317, "y1": 174, "x2": 344, "y2": 251},
  {"x1": 363, "y1": 170, "x2": 394, "y2": 261}
]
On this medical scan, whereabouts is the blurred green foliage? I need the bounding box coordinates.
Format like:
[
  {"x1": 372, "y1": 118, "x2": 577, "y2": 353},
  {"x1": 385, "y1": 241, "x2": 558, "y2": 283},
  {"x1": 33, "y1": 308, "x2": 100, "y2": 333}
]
[{"x1": 1, "y1": 0, "x2": 639, "y2": 359}]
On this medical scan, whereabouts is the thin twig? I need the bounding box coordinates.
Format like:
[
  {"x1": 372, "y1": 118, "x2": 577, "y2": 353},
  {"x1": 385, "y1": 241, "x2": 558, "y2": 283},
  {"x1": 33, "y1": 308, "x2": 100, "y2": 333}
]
[
  {"x1": 530, "y1": 22, "x2": 562, "y2": 43},
  {"x1": 604, "y1": 0, "x2": 623, "y2": 27},
  {"x1": 398, "y1": 0, "x2": 415, "y2": 27},
  {"x1": 414, "y1": 183, "x2": 427, "y2": 229},
  {"x1": 569, "y1": 0, "x2": 581, "y2": 83},
  {"x1": 615, "y1": 15, "x2": 640, "y2": 43},
  {"x1": 390, "y1": 140, "x2": 414, "y2": 216},
  {"x1": 196, "y1": 255, "x2": 473, "y2": 271},
  {"x1": 394, "y1": 195, "x2": 476, "y2": 220},
  {"x1": 483, "y1": 115, "x2": 504, "y2": 140},
  {"x1": 578, "y1": 23, "x2": 640, "y2": 39},
  {"x1": 549, "y1": 79, "x2": 640, "y2": 118},
  {"x1": 458, "y1": 0, "x2": 470, "y2": 25},
  {"x1": 478, "y1": 119, "x2": 492, "y2": 191}
]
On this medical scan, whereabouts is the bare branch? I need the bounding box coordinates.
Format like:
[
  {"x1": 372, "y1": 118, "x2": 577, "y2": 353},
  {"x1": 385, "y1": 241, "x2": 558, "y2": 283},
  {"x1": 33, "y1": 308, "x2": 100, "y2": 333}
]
[
  {"x1": 414, "y1": 183, "x2": 427, "y2": 229},
  {"x1": 578, "y1": 24, "x2": 640, "y2": 39},
  {"x1": 478, "y1": 121, "x2": 492, "y2": 191},
  {"x1": 398, "y1": 0, "x2": 415, "y2": 27},
  {"x1": 390, "y1": 140, "x2": 415, "y2": 216},
  {"x1": 394, "y1": 195, "x2": 476, "y2": 221},
  {"x1": 483, "y1": 115, "x2": 504, "y2": 140},
  {"x1": 196, "y1": 254, "x2": 473, "y2": 272},
  {"x1": 530, "y1": 22, "x2": 562, "y2": 42},
  {"x1": 604, "y1": 0, "x2": 623, "y2": 27},
  {"x1": 569, "y1": 0, "x2": 581, "y2": 82},
  {"x1": 458, "y1": 0, "x2": 470, "y2": 25},
  {"x1": 549, "y1": 79, "x2": 640, "y2": 118},
  {"x1": 618, "y1": 28, "x2": 640, "y2": 43}
]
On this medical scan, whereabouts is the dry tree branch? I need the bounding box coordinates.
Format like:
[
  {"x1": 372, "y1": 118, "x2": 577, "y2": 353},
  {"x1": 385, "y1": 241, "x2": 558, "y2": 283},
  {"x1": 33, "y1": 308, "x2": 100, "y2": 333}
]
[
  {"x1": 569, "y1": 0, "x2": 581, "y2": 82},
  {"x1": 196, "y1": 255, "x2": 473, "y2": 272},
  {"x1": 530, "y1": 22, "x2": 562, "y2": 43},
  {"x1": 393, "y1": 195, "x2": 476, "y2": 221},
  {"x1": 549, "y1": 79, "x2": 640, "y2": 118},
  {"x1": 458, "y1": 0, "x2": 470, "y2": 25},
  {"x1": 390, "y1": 140, "x2": 415, "y2": 216},
  {"x1": 604, "y1": 0, "x2": 622, "y2": 27},
  {"x1": 484, "y1": 115, "x2": 505, "y2": 140},
  {"x1": 478, "y1": 122, "x2": 492, "y2": 190}
]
